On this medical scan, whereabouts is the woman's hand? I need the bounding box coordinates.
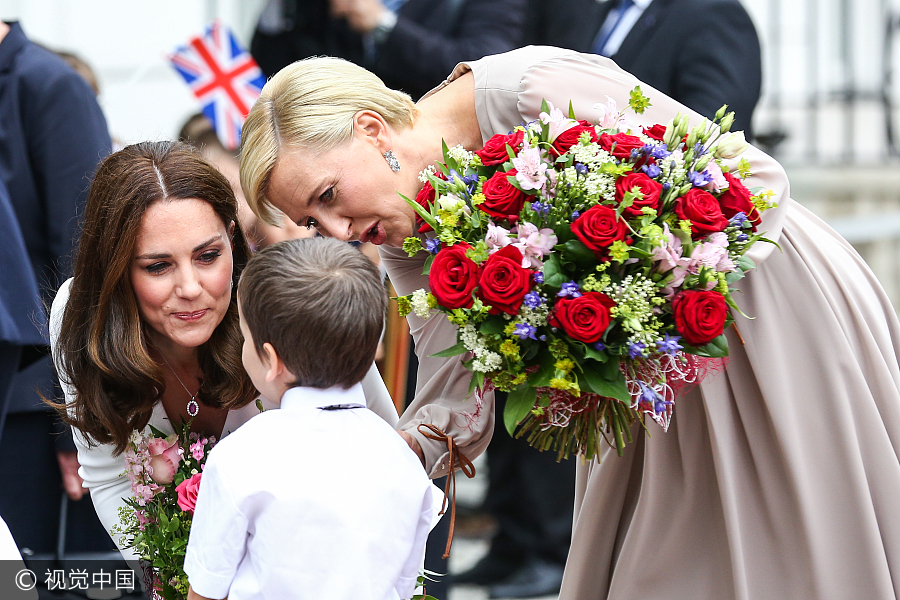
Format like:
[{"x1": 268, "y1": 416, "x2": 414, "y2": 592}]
[
  {"x1": 56, "y1": 450, "x2": 86, "y2": 501},
  {"x1": 398, "y1": 430, "x2": 425, "y2": 467}
]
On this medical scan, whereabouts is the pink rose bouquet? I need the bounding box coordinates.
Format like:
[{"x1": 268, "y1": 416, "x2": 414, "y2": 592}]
[
  {"x1": 112, "y1": 422, "x2": 217, "y2": 600},
  {"x1": 397, "y1": 89, "x2": 776, "y2": 460}
]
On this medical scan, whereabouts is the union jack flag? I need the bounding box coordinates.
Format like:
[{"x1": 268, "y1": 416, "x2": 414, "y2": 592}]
[{"x1": 169, "y1": 20, "x2": 266, "y2": 150}]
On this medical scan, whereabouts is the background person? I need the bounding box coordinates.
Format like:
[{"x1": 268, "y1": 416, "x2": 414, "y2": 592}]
[
  {"x1": 237, "y1": 48, "x2": 900, "y2": 599},
  {"x1": 524, "y1": 0, "x2": 762, "y2": 139},
  {"x1": 0, "y1": 19, "x2": 112, "y2": 558}
]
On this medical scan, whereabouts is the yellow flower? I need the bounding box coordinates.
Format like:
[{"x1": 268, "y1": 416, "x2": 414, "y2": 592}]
[
  {"x1": 471, "y1": 192, "x2": 486, "y2": 206},
  {"x1": 554, "y1": 358, "x2": 575, "y2": 373},
  {"x1": 609, "y1": 240, "x2": 630, "y2": 263}
]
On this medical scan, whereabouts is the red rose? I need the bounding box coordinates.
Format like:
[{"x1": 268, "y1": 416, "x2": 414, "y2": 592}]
[
  {"x1": 718, "y1": 172, "x2": 760, "y2": 230},
  {"x1": 414, "y1": 179, "x2": 437, "y2": 233},
  {"x1": 615, "y1": 172, "x2": 662, "y2": 219},
  {"x1": 429, "y1": 242, "x2": 479, "y2": 309},
  {"x1": 551, "y1": 120, "x2": 598, "y2": 157},
  {"x1": 599, "y1": 132, "x2": 645, "y2": 160},
  {"x1": 477, "y1": 245, "x2": 531, "y2": 315},
  {"x1": 672, "y1": 290, "x2": 728, "y2": 346},
  {"x1": 480, "y1": 168, "x2": 528, "y2": 223},
  {"x1": 571, "y1": 204, "x2": 632, "y2": 259},
  {"x1": 675, "y1": 188, "x2": 729, "y2": 239},
  {"x1": 642, "y1": 124, "x2": 667, "y2": 141},
  {"x1": 476, "y1": 130, "x2": 524, "y2": 166},
  {"x1": 549, "y1": 292, "x2": 616, "y2": 344}
]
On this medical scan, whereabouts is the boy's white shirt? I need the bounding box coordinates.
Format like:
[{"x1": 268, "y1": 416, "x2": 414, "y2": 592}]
[{"x1": 183, "y1": 383, "x2": 439, "y2": 600}]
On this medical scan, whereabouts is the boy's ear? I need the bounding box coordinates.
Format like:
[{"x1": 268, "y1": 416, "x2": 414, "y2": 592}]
[{"x1": 261, "y1": 342, "x2": 286, "y2": 383}]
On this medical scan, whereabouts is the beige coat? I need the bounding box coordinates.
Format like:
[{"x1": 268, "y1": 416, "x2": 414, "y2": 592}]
[{"x1": 384, "y1": 46, "x2": 900, "y2": 599}]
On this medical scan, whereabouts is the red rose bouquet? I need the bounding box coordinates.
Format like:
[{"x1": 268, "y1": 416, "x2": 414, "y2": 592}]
[
  {"x1": 398, "y1": 89, "x2": 776, "y2": 460},
  {"x1": 112, "y1": 421, "x2": 217, "y2": 600}
]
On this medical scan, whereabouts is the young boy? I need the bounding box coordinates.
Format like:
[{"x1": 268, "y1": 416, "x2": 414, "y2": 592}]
[{"x1": 184, "y1": 237, "x2": 435, "y2": 600}]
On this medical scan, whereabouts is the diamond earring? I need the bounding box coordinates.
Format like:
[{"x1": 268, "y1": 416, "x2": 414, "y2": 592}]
[{"x1": 383, "y1": 150, "x2": 400, "y2": 172}]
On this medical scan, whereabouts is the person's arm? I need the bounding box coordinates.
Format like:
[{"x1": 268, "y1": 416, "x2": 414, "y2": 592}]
[
  {"x1": 187, "y1": 587, "x2": 224, "y2": 600},
  {"x1": 669, "y1": 0, "x2": 761, "y2": 139},
  {"x1": 49, "y1": 279, "x2": 138, "y2": 555},
  {"x1": 380, "y1": 245, "x2": 495, "y2": 478},
  {"x1": 183, "y1": 453, "x2": 248, "y2": 599},
  {"x1": 373, "y1": 0, "x2": 527, "y2": 95},
  {"x1": 21, "y1": 54, "x2": 111, "y2": 291}
]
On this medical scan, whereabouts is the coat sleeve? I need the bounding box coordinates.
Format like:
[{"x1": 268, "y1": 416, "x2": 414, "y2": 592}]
[
  {"x1": 375, "y1": 0, "x2": 526, "y2": 96},
  {"x1": 21, "y1": 56, "x2": 111, "y2": 291}
]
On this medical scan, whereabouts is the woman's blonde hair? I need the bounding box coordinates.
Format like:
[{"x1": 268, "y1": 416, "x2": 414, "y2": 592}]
[{"x1": 239, "y1": 56, "x2": 418, "y2": 226}]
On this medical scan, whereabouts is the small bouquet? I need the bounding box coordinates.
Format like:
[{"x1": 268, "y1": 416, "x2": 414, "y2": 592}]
[
  {"x1": 112, "y1": 422, "x2": 216, "y2": 600},
  {"x1": 397, "y1": 89, "x2": 776, "y2": 461}
]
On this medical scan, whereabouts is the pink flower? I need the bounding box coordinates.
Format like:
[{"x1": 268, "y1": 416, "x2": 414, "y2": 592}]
[
  {"x1": 592, "y1": 96, "x2": 622, "y2": 129},
  {"x1": 703, "y1": 160, "x2": 728, "y2": 193},
  {"x1": 538, "y1": 101, "x2": 578, "y2": 141},
  {"x1": 147, "y1": 435, "x2": 182, "y2": 485},
  {"x1": 512, "y1": 145, "x2": 550, "y2": 191},
  {"x1": 485, "y1": 222, "x2": 512, "y2": 252},
  {"x1": 513, "y1": 222, "x2": 558, "y2": 268},
  {"x1": 687, "y1": 232, "x2": 735, "y2": 282},
  {"x1": 190, "y1": 440, "x2": 205, "y2": 461},
  {"x1": 651, "y1": 225, "x2": 690, "y2": 296},
  {"x1": 175, "y1": 473, "x2": 203, "y2": 515}
]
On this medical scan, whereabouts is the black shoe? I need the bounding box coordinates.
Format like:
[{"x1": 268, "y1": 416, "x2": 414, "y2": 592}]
[
  {"x1": 448, "y1": 552, "x2": 523, "y2": 586},
  {"x1": 488, "y1": 557, "x2": 564, "y2": 599}
]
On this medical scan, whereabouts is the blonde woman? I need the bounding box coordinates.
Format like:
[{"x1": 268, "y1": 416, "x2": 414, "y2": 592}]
[{"x1": 238, "y1": 46, "x2": 900, "y2": 600}]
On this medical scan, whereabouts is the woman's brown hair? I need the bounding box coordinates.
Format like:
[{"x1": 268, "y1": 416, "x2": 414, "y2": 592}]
[{"x1": 53, "y1": 140, "x2": 256, "y2": 454}]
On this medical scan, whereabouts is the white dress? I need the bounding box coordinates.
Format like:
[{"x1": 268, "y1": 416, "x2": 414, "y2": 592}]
[
  {"x1": 49, "y1": 278, "x2": 400, "y2": 558},
  {"x1": 385, "y1": 46, "x2": 900, "y2": 599}
]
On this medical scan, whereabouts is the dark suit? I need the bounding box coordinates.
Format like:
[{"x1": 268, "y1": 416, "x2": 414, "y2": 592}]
[
  {"x1": 251, "y1": 0, "x2": 526, "y2": 100},
  {"x1": 525, "y1": 0, "x2": 761, "y2": 139},
  {"x1": 0, "y1": 21, "x2": 111, "y2": 554}
]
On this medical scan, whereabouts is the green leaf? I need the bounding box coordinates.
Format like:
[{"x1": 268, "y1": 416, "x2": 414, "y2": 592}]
[
  {"x1": 168, "y1": 515, "x2": 181, "y2": 533},
  {"x1": 400, "y1": 192, "x2": 438, "y2": 231},
  {"x1": 421, "y1": 254, "x2": 435, "y2": 276},
  {"x1": 579, "y1": 341, "x2": 609, "y2": 362},
  {"x1": 568, "y1": 99, "x2": 577, "y2": 120},
  {"x1": 542, "y1": 254, "x2": 568, "y2": 288},
  {"x1": 430, "y1": 341, "x2": 468, "y2": 358},
  {"x1": 479, "y1": 318, "x2": 505, "y2": 336},
  {"x1": 528, "y1": 351, "x2": 556, "y2": 387},
  {"x1": 683, "y1": 333, "x2": 729, "y2": 358},
  {"x1": 725, "y1": 269, "x2": 746, "y2": 285},
  {"x1": 560, "y1": 239, "x2": 596, "y2": 265},
  {"x1": 504, "y1": 386, "x2": 537, "y2": 436},
  {"x1": 582, "y1": 367, "x2": 631, "y2": 403},
  {"x1": 736, "y1": 255, "x2": 756, "y2": 272}
]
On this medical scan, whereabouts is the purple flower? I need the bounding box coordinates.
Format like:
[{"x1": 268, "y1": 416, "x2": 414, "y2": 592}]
[
  {"x1": 513, "y1": 323, "x2": 538, "y2": 340},
  {"x1": 425, "y1": 238, "x2": 441, "y2": 254},
  {"x1": 689, "y1": 170, "x2": 713, "y2": 187},
  {"x1": 532, "y1": 271, "x2": 544, "y2": 284},
  {"x1": 728, "y1": 212, "x2": 748, "y2": 227},
  {"x1": 557, "y1": 281, "x2": 582, "y2": 298},
  {"x1": 648, "y1": 144, "x2": 671, "y2": 160},
  {"x1": 523, "y1": 291, "x2": 543, "y2": 309},
  {"x1": 539, "y1": 335, "x2": 547, "y2": 341},
  {"x1": 641, "y1": 163, "x2": 661, "y2": 178},
  {"x1": 638, "y1": 382, "x2": 658, "y2": 405},
  {"x1": 571, "y1": 210, "x2": 581, "y2": 220},
  {"x1": 574, "y1": 163, "x2": 588, "y2": 176},
  {"x1": 662, "y1": 182, "x2": 671, "y2": 192},
  {"x1": 656, "y1": 334, "x2": 683, "y2": 356},
  {"x1": 530, "y1": 201, "x2": 551, "y2": 216},
  {"x1": 593, "y1": 341, "x2": 606, "y2": 351},
  {"x1": 693, "y1": 142, "x2": 708, "y2": 156},
  {"x1": 736, "y1": 233, "x2": 749, "y2": 242},
  {"x1": 654, "y1": 398, "x2": 673, "y2": 414},
  {"x1": 628, "y1": 342, "x2": 647, "y2": 359}
]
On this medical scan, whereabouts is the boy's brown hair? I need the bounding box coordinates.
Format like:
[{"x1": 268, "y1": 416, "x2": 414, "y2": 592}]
[{"x1": 238, "y1": 237, "x2": 386, "y2": 389}]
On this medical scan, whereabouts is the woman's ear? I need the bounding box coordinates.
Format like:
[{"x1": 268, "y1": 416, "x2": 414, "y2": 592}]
[{"x1": 353, "y1": 110, "x2": 390, "y2": 150}]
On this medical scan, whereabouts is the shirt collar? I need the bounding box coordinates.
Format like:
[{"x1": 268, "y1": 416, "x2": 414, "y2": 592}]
[{"x1": 280, "y1": 382, "x2": 366, "y2": 411}]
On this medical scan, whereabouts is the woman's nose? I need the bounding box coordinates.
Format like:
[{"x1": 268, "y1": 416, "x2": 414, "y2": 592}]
[
  {"x1": 316, "y1": 213, "x2": 353, "y2": 242},
  {"x1": 175, "y1": 267, "x2": 203, "y2": 299}
]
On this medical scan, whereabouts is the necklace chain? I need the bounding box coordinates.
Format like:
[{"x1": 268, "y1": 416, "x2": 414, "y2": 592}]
[{"x1": 160, "y1": 354, "x2": 200, "y2": 417}]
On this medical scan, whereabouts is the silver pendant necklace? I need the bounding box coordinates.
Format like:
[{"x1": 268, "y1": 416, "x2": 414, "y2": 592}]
[{"x1": 161, "y1": 355, "x2": 200, "y2": 417}]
